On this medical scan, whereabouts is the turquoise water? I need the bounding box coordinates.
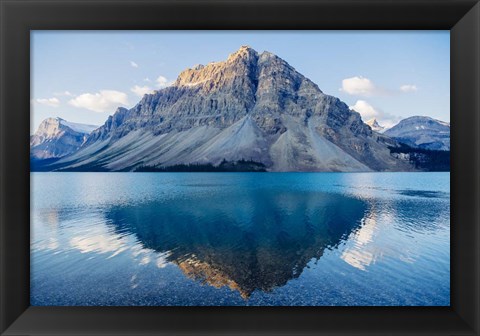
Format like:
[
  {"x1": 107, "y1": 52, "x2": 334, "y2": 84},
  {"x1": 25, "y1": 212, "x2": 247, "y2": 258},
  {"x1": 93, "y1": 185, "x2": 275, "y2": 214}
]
[{"x1": 30, "y1": 172, "x2": 450, "y2": 306}]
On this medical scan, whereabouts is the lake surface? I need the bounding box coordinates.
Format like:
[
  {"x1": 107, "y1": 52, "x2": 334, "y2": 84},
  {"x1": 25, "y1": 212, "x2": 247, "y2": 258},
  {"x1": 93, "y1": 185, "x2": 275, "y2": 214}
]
[{"x1": 30, "y1": 172, "x2": 450, "y2": 306}]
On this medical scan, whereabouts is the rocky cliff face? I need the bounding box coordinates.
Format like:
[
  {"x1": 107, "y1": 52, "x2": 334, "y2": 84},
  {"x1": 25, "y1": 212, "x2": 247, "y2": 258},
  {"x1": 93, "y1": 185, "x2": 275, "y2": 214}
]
[
  {"x1": 384, "y1": 116, "x2": 450, "y2": 151},
  {"x1": 30, "y1": 118, "x2": 98, "y2": 159},
  {"x1": 54, "y1": 46, "x2": 415, "y2": 172}
]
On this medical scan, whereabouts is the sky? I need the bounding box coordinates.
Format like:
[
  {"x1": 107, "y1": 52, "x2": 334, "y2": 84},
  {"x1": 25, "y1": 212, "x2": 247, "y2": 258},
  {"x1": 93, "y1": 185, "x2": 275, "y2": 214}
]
[{"x1": 31, "y1": 31, "x2": 450, "y2": 133}]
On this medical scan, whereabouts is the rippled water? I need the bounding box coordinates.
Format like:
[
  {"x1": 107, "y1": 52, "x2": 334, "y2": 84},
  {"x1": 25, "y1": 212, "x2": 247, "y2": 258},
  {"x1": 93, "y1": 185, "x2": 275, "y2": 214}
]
[{"x1": 30, "y1": 172, "x2": 450, "y2": 306}]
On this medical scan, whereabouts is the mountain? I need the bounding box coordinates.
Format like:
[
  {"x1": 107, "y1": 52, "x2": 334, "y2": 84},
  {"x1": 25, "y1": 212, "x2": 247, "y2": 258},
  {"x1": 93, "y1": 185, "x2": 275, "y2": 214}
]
[
  {"x1": 384, "y1": 116, "x2": 450, "y2": 151},
  {"x1": 51, "y1": 46, "x2": 417, "y2": 172},
  {"x1": 30, "y1": 117, "x2": 98, "y2": 159},
  {"x1": 103, "y1": 189, "x2": 367, "y2": 299},
  {"x1": 365, "y1": 118, "x2": 385, "y2": 133}
]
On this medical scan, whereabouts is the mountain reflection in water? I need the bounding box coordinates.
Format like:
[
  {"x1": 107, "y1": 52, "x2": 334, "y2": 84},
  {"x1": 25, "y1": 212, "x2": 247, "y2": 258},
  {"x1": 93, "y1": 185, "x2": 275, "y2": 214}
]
[
  {"x1": 31, "y1": 172, "x2": 450, "y2": 306},
  {"x1": 105, "y1": 190, "x2": 366, "y2": 298}
]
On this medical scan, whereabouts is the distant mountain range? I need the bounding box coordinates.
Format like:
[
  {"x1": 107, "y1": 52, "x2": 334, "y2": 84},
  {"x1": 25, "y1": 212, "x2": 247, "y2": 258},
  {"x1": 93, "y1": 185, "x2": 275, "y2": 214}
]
[
  {"x1": 31, "y1": 46, "x2": 450, "y2": 172},
  {"x1": 384, "y1": 116, "x2": 450, "y2": 151},
  {"x1": 30, "y1": 117, "x2": 98, "y2": 160}
]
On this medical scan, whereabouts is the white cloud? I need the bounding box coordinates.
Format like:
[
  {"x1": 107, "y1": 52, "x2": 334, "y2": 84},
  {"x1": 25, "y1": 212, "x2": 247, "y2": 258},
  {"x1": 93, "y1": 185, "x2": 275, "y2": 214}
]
[
  {"x1": 379, "y1": 119, "x2": 400, "y2": 129},
  {"x1": 350, "y1": 100, "x2": 401, "y2": 129},
  {"x1": 128, "y1": 76, "x2": 170, "y2": 98},
  {"x1": 70, "y1": 234, "x2": 126, "y2": 255},
  {"x1": 340, "y1": 76, "x2": 378, "y2": 96},
  {"x1": 68, "y1": 90, "x2": 129, "y2": 113},
  {"x1": 341, "y1": 77, "x2": 418, "y2": 96},
  {"x1": 53, "y1": 91, "x2": 73, "y2": 97},
  {"x1": 131, "y1": 85, "x2": 155, "y2": 97},
  {"x1": 130, "y1": 76, "x2": 170, "y2": 96},
  {"x1": 35, "y1": 97, "x2": 60, "y2": 107},
  {"x1": 130, "y1": 61, "x2": 139, "y2": 68},
  {"x1": 156, "y1": 253, "x2": 169, "y2": 268},
  {"x1": 350, "y1": 100, "x2": 380, "y2": 120},
  {"x1": 156, "y1": 75, "x2": 169, "y2": 88},
  {"x1": 400, "y1": 84, "x2": 418, "y2": 93}
]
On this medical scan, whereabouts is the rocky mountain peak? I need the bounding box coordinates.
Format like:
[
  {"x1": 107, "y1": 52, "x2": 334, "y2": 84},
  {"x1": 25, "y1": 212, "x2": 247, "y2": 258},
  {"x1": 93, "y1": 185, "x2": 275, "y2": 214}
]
[
  {"x1": 51, "y1": 46, "x2": 419, "y2": 172},
  {"x1": 30, "y1": 117, "x2": 98, "y2": 160},
  {"x1": 174, "y1": 46, "x2": 260, "y2": 88},
  {"x1": 227, "y1": 45, "x2": 258, "y2": 61},
  {"x1": 192, "y1": 64, "x2": 205, "y2": 71},
  {"x1": 366, "y1": 118, "x2": 385, "y2": 133},
  {"x1": 34, "y1": 117, "x2": 63, "y2": 137},
  {"x1": 34, "y1": 117, "x2": 98, "y2": 139}
]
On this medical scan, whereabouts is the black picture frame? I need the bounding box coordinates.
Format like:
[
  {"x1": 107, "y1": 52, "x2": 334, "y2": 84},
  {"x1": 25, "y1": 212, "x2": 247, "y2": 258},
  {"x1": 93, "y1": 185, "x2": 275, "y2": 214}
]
[{"x1": 1, "y1": 0, "x2": 479, "y2": 335}]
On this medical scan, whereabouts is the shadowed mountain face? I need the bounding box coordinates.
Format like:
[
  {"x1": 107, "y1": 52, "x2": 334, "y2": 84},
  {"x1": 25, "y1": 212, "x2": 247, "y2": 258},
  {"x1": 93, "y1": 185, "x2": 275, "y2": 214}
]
[
  {"x1": 105, "y1": 188, "x2": 367, "y2": 298},
  {"x1": 51, "y1": 46, "x2": 415, "y2": 172}
]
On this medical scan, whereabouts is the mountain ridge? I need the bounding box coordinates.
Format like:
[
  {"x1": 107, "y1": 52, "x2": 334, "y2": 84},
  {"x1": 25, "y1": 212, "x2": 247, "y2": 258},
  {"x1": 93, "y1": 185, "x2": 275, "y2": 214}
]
[
  {"x1": 384, "y1": 116, "x2": 450, "y2": 151},
  {"x1": 34, "y1": 46, "x2": 448, "y2": 172}
]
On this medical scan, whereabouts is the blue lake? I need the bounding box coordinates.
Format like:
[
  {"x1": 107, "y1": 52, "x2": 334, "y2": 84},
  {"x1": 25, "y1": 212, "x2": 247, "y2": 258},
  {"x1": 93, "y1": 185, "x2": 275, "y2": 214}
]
[{"x1": 30, "y1": 172, "x2": 450, "y2": 306}]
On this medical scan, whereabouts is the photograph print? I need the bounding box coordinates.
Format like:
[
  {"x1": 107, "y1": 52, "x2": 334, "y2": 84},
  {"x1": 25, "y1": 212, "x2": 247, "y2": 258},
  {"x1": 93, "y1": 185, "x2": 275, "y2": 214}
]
[{"x1": 30, "y1": 31, "x2": 450, "y2": 306}]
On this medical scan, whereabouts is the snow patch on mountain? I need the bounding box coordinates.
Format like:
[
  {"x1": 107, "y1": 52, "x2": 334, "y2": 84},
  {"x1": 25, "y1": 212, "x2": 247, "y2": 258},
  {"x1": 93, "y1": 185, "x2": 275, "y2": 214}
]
[{"x1": 59, "y1": 119, "x2": 98, "y2": 134}]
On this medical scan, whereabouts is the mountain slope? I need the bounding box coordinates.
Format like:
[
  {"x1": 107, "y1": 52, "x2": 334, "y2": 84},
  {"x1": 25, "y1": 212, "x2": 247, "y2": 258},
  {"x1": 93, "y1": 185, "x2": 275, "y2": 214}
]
[
  {"x1": 384, "y1": 116, "x2": 450, "y2": 151},
  {"x1": 30, "y1": 117, "x2": 98, "y2": 159},
  {"x1": 53, "y1": 46, "x2": 415, "y2": 172}
]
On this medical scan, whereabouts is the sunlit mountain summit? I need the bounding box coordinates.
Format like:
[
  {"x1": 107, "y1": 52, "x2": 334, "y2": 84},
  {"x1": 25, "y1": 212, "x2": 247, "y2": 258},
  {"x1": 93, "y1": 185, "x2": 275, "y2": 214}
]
[{"x1": 33, "y1": 46, "x2": 448, "y2": 172}]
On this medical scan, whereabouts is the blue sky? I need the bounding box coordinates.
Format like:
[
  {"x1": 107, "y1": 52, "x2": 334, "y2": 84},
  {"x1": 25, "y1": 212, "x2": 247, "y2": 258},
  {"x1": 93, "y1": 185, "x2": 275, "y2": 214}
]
[{"x1": 31, "y1": 31, "x2": 449, "y2": 133}]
